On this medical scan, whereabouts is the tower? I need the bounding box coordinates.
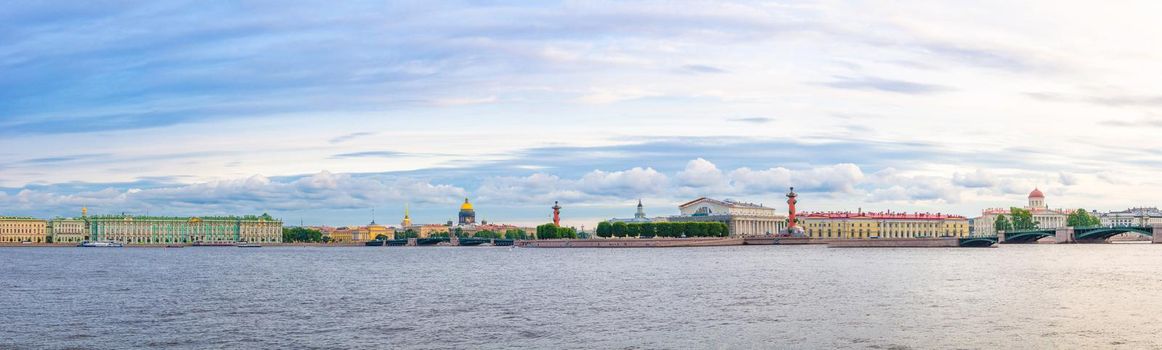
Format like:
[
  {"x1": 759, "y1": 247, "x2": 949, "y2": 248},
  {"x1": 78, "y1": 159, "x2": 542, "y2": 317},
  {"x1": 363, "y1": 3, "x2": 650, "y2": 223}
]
[
  {"x1": 634, "y1": 199, "x2": 646, "y2": 219},
  {"x1": 786, "y1": 187, "x2": 798, "y2": 229},
  {"x1": 401, "y1": 204, "x2": 412, "y2": 227},
  {"x1": 552, "y1": 201, "x2": 562, "y2": 226},
  {"x1": 1028, "y1": 188, "x2": 1045, "y2": 209}
]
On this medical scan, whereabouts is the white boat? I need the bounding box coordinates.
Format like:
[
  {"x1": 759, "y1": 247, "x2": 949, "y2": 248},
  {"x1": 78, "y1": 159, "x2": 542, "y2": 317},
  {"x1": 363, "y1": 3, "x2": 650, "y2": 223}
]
[{"x1": 78, "y1": 241, "x2": 123, "y2": 247}]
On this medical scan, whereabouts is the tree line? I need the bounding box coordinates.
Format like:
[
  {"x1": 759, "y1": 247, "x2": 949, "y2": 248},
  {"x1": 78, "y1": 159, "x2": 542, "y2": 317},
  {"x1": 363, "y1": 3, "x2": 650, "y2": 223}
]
[
  {"x1": 536, "y1": 224, "x2": 578, "y2": 239},
  {"x1": 282, "y1": 227, "x2": 328, "y2": 243},
  {"x1": 594, "y1": 221, "x2": 729, "y2": 238}
]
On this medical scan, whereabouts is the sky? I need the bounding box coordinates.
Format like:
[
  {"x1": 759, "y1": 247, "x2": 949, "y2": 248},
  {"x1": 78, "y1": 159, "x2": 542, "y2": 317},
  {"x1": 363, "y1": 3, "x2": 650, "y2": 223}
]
[{"x1": 4, "y1": 1, "x2": 1162, "y2": 227}]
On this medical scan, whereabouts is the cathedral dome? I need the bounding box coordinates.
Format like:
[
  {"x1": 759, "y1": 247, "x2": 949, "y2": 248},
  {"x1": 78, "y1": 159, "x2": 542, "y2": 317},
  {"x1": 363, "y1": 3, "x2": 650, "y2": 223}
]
[
  {"x1": 460, "y1": 198, "x2": 474, "y2": 211},
  {"x1": 1028, "y1": 188, "x2": 1044, "y2": 198}
]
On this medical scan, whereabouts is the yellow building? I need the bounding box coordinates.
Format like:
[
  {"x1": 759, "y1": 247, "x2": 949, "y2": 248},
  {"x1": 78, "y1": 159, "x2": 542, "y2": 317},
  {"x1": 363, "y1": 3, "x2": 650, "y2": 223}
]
[
  {"x1": 0, "y1": 217, "x2": 48, "y2": 243},
  {"x1": 49, "y1": 218, "x2": 88, "y2": 243},
  {"x1": 801, "y1": 211, "x2": 969, "y2": 239}
]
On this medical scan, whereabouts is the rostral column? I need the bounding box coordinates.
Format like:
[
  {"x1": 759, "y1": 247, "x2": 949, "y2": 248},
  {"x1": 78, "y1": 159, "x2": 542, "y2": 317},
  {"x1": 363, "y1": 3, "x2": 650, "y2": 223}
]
[
  {"x1": 786, "y1": 187, "x2": 798, "y2": 229},
  {"x1": 552, "y1": 201, "x2": 562, "y2": 226}
]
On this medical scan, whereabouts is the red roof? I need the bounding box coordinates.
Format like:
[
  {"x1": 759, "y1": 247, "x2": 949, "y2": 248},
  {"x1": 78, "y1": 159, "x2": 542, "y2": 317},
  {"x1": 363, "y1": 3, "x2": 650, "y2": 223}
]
[
  {"x1": 1028, "y1": 188, "x2": 1044, "y2": 198},
  {"x1": 800, "y1": 211, "x2": 966, "y2": 220}
]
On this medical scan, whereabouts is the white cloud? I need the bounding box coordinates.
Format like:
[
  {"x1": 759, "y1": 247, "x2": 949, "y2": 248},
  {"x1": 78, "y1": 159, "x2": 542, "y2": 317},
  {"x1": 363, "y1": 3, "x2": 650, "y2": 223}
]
[{"x1": 676, "y1": 158, "x2": 725, "y2": 188}]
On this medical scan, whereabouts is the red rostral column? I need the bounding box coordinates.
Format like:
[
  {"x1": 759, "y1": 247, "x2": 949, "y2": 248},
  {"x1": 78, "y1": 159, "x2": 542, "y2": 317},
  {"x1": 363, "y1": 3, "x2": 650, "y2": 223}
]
[
  {"x1": 552, "y1": 201, "x2": 562, "y2": 226},
  {"x1": 786, "y1": 187, "x2": 798, "y2": 229}
]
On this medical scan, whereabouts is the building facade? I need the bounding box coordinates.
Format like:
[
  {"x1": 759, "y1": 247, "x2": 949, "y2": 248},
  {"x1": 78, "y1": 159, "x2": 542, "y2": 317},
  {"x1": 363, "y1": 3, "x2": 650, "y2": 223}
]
[
  {"x1": 88, "y1": 214, "x2": 282, "y2": 245},
  {"x1": 973, "y1": 188, "x2": 1071, "y2": 236},
  {"x1": 0, "y1": 217, "x2": 48, "y2": 243},
  {"x1": 668, "y1": 197, "x2": 786, "y2": 236},
  {"x1": 48, "y1": 218, "x2": 88, "y2": 243},
  {"x1": 800, "y1": 211, "x2": 969, "y2": 239},
  {"x1": 1099, "y1": 207, "x2": 1162, "y2": 227},
  {"x1": 608, "y1": 200, "x2": 668, "y2": 224}
]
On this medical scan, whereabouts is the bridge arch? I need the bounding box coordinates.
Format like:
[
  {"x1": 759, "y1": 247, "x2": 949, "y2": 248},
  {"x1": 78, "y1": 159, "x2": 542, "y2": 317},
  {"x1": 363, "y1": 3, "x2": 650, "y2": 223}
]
[
  {"x1": 1074, "y1": 227, "x2": 1153, "y2": 241},
  {"x1": 1002, "y1": 230, "x2": 1056, "y2": 244}
]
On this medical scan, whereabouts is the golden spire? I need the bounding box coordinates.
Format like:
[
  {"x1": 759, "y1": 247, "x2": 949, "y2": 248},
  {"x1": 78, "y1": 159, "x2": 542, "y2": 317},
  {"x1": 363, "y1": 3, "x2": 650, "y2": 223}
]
[{"x1": 402, "y1": 203, "x2": 412, "y2": 227}]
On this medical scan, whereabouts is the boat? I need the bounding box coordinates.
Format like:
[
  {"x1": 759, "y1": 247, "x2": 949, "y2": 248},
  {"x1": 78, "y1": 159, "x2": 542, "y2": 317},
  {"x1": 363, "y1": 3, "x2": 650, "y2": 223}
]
[
  {"x1": 165, "y1": 245, "x2": 185, "y2": 248},
  {"x1": 236, "y1": 243, "x2": 262, "y2": 248},
  {"x1": 78, "y1": 241, "x2": 123, "y2": 247}
]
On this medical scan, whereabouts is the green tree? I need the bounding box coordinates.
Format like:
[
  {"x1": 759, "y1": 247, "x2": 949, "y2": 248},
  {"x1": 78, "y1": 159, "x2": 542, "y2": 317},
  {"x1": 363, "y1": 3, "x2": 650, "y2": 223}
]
[
  {"x1": 994, "y1": 214, "x2": 1013, "y2": 232},
  {"x1": 474, "y1": 230, "x2": 500, "y2": 239},
  {"x1": 596, "y1": 222, "x2": 612, "y2": 238},
  {"x1": 504, "y1": 229, "x2": 528, "y2": 240},
  {"x1": 611, "y1": 222, "x2": 628, "y2": 237},
  {"x1": 1009, "y1": 207, "x2": 1039, "y2": 230},
  {"x1": 1067, "y1": 209, "x2": 1102, "y2": 227},
  {"x1": 397, "y1": 229, "x2": 419, "y2": 239},
  {"x1": 282, "y1": 227, "x2": 324, "y2": 243},
  {"x1": 374, "y1": 234, "x2": 389, "y2": 240}
]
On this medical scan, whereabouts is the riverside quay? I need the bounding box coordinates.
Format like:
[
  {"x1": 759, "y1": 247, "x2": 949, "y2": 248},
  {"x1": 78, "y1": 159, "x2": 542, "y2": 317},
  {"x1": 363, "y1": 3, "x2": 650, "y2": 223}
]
[{"x1": 88, "y1": 214, "x2": 282, "y2": 245}]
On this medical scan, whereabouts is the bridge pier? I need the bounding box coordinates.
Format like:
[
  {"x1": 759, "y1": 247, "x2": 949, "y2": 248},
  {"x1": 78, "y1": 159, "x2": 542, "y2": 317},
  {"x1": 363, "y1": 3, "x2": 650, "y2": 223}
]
[
  {"x1": 1055, "y1": 227, "x2": 1075, "y2": 244},
  {"x1": 450, "y1": 235, "x2": 460, "y2": 246},
  {"x1": 997, "y1": 231, "x2": 1006, "y2": 244},
  {"x1": 407, "y1": 238, "x2": 417, "y2": 246},
  {"x1": 1153, "y1": 225, "x2": 1162, "y2": 244}
]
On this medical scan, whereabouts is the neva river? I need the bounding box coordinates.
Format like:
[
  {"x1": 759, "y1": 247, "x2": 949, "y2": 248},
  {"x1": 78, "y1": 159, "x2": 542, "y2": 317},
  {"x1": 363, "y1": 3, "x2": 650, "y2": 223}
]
[{"x1": 3, "y1": 244, "x2": 1162, "y2": 349}]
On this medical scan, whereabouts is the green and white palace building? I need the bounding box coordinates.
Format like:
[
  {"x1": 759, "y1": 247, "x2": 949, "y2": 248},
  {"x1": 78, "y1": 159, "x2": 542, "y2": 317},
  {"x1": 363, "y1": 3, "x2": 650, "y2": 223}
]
[{"x1": 88, "y1": 214, "x2": 282, "y2": 245}]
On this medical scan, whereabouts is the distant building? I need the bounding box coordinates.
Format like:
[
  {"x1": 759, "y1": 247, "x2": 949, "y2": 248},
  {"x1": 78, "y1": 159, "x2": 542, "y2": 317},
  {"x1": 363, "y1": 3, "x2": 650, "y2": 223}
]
[
  {"x1": 800, "y1": 211, "x2": 969, "y2": 239},
  {"x1": 458, "y1": 198, "x2": 476, "y2": 225},
  {"x1": 0, "y1": 217, "x2": 47, "y2": 243},
  {"x1": 1099, "y1": 207, "x2": 1162, "y2": 226},
  {"x1": 88, "y1": 214, "x2": 281, "y2": 245},
  {"x1": 48, "y1": 217, "x2": 88, "y2": 244},
  {"x1": 667, "y1": 197, "x2": 786, "y2": 236},
  {"x1": 608, "y1": 200, "x2": 668, "y2": 224},
  {"x1": 973, "y1": 188, "x2": 1071, "y2": 236}
]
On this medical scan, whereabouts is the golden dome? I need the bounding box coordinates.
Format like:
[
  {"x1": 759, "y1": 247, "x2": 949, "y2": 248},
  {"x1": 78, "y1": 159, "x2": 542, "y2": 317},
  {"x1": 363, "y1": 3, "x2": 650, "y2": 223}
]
[{"x1": 460, "y1": 198, "x2": 474, "y2": 211}]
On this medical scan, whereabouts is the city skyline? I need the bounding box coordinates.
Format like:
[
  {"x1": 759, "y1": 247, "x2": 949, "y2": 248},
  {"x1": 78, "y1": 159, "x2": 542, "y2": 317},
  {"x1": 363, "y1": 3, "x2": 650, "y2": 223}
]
[{"x1": 5, "y1": 2, "x2": 1162, "y2": 226}]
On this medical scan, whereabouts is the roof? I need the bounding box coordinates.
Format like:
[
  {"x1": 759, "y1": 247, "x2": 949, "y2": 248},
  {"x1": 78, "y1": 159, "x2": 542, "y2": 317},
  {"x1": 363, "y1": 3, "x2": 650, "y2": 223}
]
[
  {"x1": 678, "y1": 197, "x2": 767, "y2": 209},
  {"x1": 800, "y1": 211, "x2": 966, "y2": 220},
  {"x1": 1029, "y1": 188, "x2": 1044, "y2": 198},
  {"x1": 460, "y1": 198, "x2": 474, "y2": 211}
]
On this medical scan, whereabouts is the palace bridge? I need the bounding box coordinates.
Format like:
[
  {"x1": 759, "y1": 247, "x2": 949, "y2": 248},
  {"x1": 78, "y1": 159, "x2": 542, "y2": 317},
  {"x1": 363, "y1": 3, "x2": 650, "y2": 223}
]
[{"x1": 999, "y1": 225, "x2": 1162, "y2": 244}]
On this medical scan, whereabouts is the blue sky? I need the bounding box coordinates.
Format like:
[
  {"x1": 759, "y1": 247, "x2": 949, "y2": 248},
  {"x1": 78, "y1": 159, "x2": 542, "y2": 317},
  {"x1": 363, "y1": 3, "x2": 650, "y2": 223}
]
[{"x1": 4, "y1": 1, "x2": 1162, "y2": 227}]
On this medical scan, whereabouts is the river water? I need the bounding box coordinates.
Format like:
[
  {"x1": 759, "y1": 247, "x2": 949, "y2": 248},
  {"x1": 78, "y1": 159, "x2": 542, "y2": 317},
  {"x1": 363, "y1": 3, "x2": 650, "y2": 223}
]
[{"x1": 2, "y1": 244, "x2": 1161, "y2": 349}]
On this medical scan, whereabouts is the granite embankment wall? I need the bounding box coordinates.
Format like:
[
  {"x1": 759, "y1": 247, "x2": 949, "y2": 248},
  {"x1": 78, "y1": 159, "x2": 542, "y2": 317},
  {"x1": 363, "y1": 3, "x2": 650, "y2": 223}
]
[{"x1": 827, "y1": 237, "x2": 960, "y2": 248}]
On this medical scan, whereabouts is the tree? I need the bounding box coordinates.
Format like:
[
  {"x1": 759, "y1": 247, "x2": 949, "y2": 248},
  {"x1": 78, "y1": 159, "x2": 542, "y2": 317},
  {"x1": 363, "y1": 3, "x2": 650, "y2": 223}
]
[
  {"x1": 596, "y1": 222, "x2": 612, "y2": 238},
  {"x1": 504, "y1": 229, "x2": 528, "y2": 240},
  {"x1": 1067, "y1": 209, "x2": 1102, "y2": 227},
  {"x1": 994, "y1": 214, "x2": 1013, "y2": 232},
  {"x1": 282, "y1": 227, "x2": 324, "y2": 243},
  {"x1": 397, "y1": 229, "x2": 419, "y2": 239},
  {"x1": 474, "y1": 230, "x2": 500, "y2": 239},
  {"x1": 611, "y1": 222, "x2": 628, "y2": 237},
  {"x1": 1009, "y1": 207, "x2": 1039, "y2": 230},
  {"x1": 374, "y1": 234, "x2": 389, "y2": 240}
]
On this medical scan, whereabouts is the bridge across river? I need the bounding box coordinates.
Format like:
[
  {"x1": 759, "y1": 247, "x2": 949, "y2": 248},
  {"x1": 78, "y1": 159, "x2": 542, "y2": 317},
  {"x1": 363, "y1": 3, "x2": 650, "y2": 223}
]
[{"x1": 1000, "y1": 225, "x2": 1162, "y2": 244}]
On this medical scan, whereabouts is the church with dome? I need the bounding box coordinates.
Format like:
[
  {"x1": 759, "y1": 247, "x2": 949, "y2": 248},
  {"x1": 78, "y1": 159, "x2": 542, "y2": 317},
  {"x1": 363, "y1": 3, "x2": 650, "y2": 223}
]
[
  {"x1": 458, "y1": 198, "x2": 476, "y2": 225},
  {"x1": 973, "y1": 188, "x2": 1072, "y2": 236}
]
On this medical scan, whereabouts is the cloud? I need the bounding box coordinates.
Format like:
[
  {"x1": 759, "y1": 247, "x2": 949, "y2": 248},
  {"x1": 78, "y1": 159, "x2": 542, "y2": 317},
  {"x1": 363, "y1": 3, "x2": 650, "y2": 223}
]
[
  {"x1": 952, "y1": 169, "x2": 996, "y2": 188},
  {"x1": 821, "y1": 76, "x2": 952, "y2": 94},
  {"x1": 578, "y1": 167, "x2": 669, "y2": 196},
  {"x1": 329, "y1": 132, "x2": 374, "y2": 144},
  {"x1": 679, "y1": 64, "x2": 727, "y2": 74},
  {"x1": 729, "y1": 117, "x2": 774, "y2": 124},
  {"x1": 330, "y1": 151, "x2": 405, "y2": 159},
  {"x1": 676, "y1": 158, "x2": 725, "y2": 188},
  {"x1": 729, "y1": 163, "x2": 864, "y2": 194}
]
